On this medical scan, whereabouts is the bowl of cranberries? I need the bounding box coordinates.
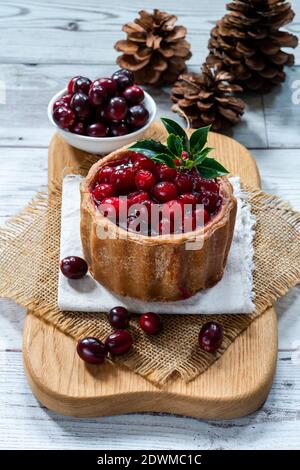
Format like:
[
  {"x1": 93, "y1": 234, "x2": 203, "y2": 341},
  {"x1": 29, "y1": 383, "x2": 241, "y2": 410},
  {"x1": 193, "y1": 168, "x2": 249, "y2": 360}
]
[{"x1": 48, "y1": 69, "x2": 156, "y2": 154}]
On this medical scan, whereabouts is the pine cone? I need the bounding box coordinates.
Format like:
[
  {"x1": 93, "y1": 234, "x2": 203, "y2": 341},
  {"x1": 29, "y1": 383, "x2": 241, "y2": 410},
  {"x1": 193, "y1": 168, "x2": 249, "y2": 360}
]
[
  {"x1": 171, "y1": 65, "x2": 246, "y2": 132},
  {"x1": 114, "y1": 9, "x2": 192, "y2": 85},
  {"x1": 207, "y1": 0, "x2": 298, "y2": 92}
]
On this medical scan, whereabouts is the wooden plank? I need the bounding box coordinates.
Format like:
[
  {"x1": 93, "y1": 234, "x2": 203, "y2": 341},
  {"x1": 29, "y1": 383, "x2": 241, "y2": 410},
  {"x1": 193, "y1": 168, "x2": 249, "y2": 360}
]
[
  {"x1": 0, "y1": 345, "x2": 299, "y2": 449},
  {"x1": 263, "y1": 67, "x2": 300, "y2": 148},
  {"x1": 21, "y1": 124, "x2": 278, "y2": 419},
  {"x1": 0, "y1": 0, "x2": 299, "y2": 65}
]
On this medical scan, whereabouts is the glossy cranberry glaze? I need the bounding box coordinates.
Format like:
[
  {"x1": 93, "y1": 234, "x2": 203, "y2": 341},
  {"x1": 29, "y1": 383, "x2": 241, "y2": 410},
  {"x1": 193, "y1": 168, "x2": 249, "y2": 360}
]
[{"x1": 90, "y1": 152, "x2": 223, "y2": 236}]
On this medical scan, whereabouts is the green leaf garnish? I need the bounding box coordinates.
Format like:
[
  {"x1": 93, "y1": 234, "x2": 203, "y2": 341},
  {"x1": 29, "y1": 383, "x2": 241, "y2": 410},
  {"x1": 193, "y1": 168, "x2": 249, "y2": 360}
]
[
  {"x1": 197, "y1": 158, "x2": 229, "y2": 179},
  {"x1": 151, "y1": 153, "x2": 176, "y2": 168},
  {"x1": 129, "y1": 139, "x2": 169, "y2": 158},
  {"x1": 129, "y1": 118, "x2": 229, "y2": 180},
  {"x1": 167, "y1": 134, "x2": 183, "y2": 157},
  {"x1": 190, "y1": 125, "x2": 211, "y2": 155},
  {"x1": 161, "y1": 117, "x2": 189, "y2": 151}
]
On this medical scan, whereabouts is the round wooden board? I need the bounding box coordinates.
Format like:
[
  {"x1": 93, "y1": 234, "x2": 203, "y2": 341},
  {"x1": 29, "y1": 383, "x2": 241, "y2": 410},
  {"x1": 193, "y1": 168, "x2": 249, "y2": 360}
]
[{"x1": 23, "y1": 123, "x2": 278, "y2": 419}]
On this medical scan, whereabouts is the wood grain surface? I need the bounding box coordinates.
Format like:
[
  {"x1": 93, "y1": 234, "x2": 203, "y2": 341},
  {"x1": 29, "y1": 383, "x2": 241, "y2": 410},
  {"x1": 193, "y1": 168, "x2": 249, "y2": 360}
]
[
  {"x1": 22, "y1": 123, "x2": 277, "y2": 419},
  {"x1": 0, "y1": 0, "x2": 299, "y2": 450}
]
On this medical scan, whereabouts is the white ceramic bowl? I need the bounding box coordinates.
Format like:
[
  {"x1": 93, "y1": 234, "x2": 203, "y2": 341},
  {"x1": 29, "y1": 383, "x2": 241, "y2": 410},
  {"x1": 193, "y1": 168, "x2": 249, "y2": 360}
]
[{"x1": 48, "y1": 88, "x2": 156, "y2": 154}]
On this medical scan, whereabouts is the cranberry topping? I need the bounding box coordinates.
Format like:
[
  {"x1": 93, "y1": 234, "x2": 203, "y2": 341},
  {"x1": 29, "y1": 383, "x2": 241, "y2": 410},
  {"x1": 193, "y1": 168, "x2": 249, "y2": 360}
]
[
  {"x1": 154, "y1": 164, "x2": 177, "y2": 182},
  {"x1": 77, "y1": 337, "x2": 107, "y2": 364},
  {"x1": 91, "y1": 153, "x2": 223, "y2": 235},
  {"x1": 98, "y1": 165, "x2": 114, "y2": 183},
  {"x1": 110, "y1": 167, "x2": 136, "y2": 193},
  {"x1": 152, "y1": 181, "x2": 178, "y2": 203},
  {"x1": 133, "y1": 155, "x2": 155, "y2": 173},
  {"x1": 92, "y1": 183, "x2": 115, "y2": 201},
  {"x1": 175, "y1": 172, "x2": 193, "y2": 194},
  {"x1": 135, "y1": 170, "x2": 156, "y2": 191},
  {"x1": 127, "y1": 190, "x2": 149, "y2": 206}
]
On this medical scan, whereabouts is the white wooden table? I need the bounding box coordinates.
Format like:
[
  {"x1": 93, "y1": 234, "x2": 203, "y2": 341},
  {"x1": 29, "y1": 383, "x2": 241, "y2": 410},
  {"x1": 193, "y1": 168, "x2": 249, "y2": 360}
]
[{"x1": 0, "y1": 0, "x2": 300, "y2": 450}]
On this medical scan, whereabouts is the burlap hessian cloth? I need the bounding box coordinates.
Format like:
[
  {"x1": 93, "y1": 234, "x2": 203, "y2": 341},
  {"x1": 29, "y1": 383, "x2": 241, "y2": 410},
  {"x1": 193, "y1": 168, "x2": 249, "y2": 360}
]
[{"x1": 0, "y1": 161, "x2": 300, "y2": 384}]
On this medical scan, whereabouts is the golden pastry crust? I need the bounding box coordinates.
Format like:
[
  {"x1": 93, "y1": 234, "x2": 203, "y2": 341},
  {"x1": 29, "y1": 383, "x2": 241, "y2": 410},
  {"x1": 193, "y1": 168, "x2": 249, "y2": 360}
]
[{"x1": 80, "y1": 149, "x2": 237, "y2": 301}]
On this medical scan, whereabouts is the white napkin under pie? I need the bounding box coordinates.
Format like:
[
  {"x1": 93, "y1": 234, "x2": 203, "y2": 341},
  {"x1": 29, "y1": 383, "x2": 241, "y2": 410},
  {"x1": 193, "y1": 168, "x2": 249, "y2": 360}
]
[{"x1": 58, "y1": 175, "x2": 255, "y2": 314}]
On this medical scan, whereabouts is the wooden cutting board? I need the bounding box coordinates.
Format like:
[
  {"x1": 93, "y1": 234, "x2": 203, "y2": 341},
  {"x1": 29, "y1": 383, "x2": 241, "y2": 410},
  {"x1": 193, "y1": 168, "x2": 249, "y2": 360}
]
[{"x1": 22, "y1": 123, "x2": 278, "y2": 419}]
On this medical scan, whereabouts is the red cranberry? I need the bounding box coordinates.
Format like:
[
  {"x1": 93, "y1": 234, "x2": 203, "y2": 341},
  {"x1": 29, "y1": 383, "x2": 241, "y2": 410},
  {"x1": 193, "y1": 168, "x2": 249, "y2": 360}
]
[
  {"x1": 77, "y1": 337, "x2": 107, "y2": 365},
  {"x1": 178, "y1": 193, "x2": 198, "y2": 206},
  {"x1": 98, "y1": 166, "x2": 114, "y2": 183},
  {"x1": 195, "y1": 178, "x2": 219, "y2": 194},
  {"x1": 53, "y1": 105, "x2": 75, "y2": 130},
  {"x1": 60, "y1": 256, "x2": 88, "y2": 279},
  {"x1": 86, "y1": 122, "x2": 109, "y2": 137},
  {"x1": 88, "y1": 85, "x2": 107, "y2": 107},
  {"x1": 71, "y1": 121, "x2": 86, "y2": 135},
  {"x1": 135, "y1": 170, "x2": 156, "y2": 191},
  {"x1": 152, "y1": 181, "x2": 178, "y2": 203},
  {"x1": 99, "y1": 197, "x2": 127, "y2": 219},
  {"x1": 198, "y1": 321, "x2": 224, "y2": 353},
  {"x1": 132, "y1": 155, "x2": 155, "y2": 173},
  {"x1": 113, "y1": 69, "x2": 134, "y2": 81},
  {"x1": 162, "y1": 199, "x2": 183, "y2": 223},
  {"x1": 93, "y1": 77, "x2": 117, "y2": 97},
  {"x1": 105, "y1": 97, "x2": 128, "y2": 121},
  {"x1": 108, "y1": 306, "x2": 131, "y2": 328},
  {"x1": 194, "y1": 207, "x2": 210, "y2": 226},
  {"x1": 53, "y1": 93, "x2": 72, "y2": 110},
  {"x1": 110, "y1": 121, "x2": 129, "y2": 137},
  {"x1": 110, "y1": 167, "x2": 135, "y2": 193},
  {"x1": 155, "y1": 164, "x2": 177, "y2": 182},
  {"x1": 112, "y1": 69, "x2": 134, "y2": 91},
  {"x1": 68, "y1": 76, "x2": 92, "y2": 95},
  {"x1": 105, "y1": 329, "x2": 133, "y2": 355},
  {"x1": 175, "y1": 172, "x2": 193, "y2": 194},
  {"x1": 127, "y1": 105, "x2": 149, "y2": 128},
  {"x1": 92, "y1": 183, "x2": 115, "y2": 201},
  {"x1": 61, "y1": 93, "x2": 72, "y2": 105},
  {"x1": 140, "y1": 312, "x2": 162, "y2": 335},
  {"x1": 123, "y1": 86, "x2": 144, "y2": 104},
  {"x1": 181, "y1": 151, "x2": 188, "y2": 159},
  {"x1": 70, "y1": 92, "x2": 91, "y2": 120},
  {"x1": 199, "y1": 191, "x2": 220, "y2": 213},
  {"x1": 127, "y1": 190, "x2": 149, "y2": 206}
]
